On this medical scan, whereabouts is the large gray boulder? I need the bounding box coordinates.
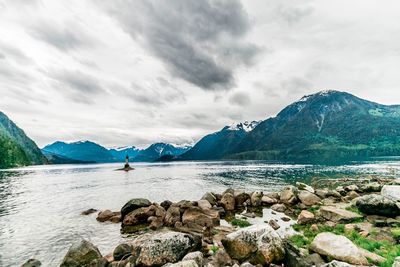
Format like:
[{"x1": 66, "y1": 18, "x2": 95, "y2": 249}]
[
  {"x1": 318, "y1": 206, "x2": 363, "y2": 223},
  {"x1": 221, "y1": 224, "x2": 285, "y2": 265},
  {"x1": 60, "y1": 239, "x2": 104, "y2": 267},
  {"x1": 298, "y1": 190, "x2": 321, "y2": 206},
  {"x1": 280, "y1": 186, "x2": 298, "y2": 205},
  {"x1": 131, "y1": 231, "x2": 201, "y2": 266},
  {"x1": 21, "y1": 259, "x2": 41, "y2": 267},
  {"x1": 381, "y1": 185, "x2": 400, "y2": 202},
  {"x1": 354, "y1": 194, "x2": 400, "y2": 217},
  {"x1": 310, "y1": 233, "x2": 368, "y2": 265},
  {"x1": 121, "y1": 198, "x2": 152, "y2": 219}
]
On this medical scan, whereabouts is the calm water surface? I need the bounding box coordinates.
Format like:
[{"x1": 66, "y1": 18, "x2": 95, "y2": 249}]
[{"x1": 0, "y1": 160, "x2": 399, "y2": 266}]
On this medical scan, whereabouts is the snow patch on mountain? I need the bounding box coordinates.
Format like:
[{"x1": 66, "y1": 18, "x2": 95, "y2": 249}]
[{"x1": 227, "y1": 121, "x2": 261, "y2": 132}]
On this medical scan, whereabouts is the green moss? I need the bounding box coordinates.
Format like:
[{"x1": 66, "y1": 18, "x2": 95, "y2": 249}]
[
  {"x1": 345, "y1": 205, "x2": 363, "y2": 215},
  {"x1": 231, "y1": 218, "x2": 251, "y2": 228}
]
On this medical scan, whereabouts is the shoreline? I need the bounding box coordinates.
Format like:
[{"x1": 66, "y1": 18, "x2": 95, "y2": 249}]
[{"x1": 25, "y1": 177, "x2": 400, "y2": 267}]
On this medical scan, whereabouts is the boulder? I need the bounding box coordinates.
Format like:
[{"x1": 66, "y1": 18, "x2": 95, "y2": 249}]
[
  {"x1": 96, "y1": 210, "x2": 120, "y2": 223},
  {"x1": 315, "y1": 189, "x2": 329, "y2": 199},
  {"x1": 209, "y1": 250, "x2": 234, "y2": 267},
  {"x1": 197, "y1": 199, "x2": 212, "y2": 210},
  {"x1": 265, "y1": 192, "x2": 280, "y2": 200},
  {"x1": 234, "y1": 191, "x2": 250, "y2": 208},
  {"x1": 122, "y1": 206, "x2": 154, "y2": 226},
  {"x1": 182, "y1": 251, "x2": 204, "y2": 267},
  {"x1": 360, "y1": 182, "x2": 382, "y2": 192},
  {"x1": 280, "y1": 186, "x2": 298, "y2": 205},
  {"x1": 321, "y1": 260, "x2": 360, "y2": 267},
  {"x1": 60, "y1": 239, "x2": 103, "y2": 267},
  {"x1": 297, "y1": 210, "x2": 315, "y2": 225},
  {"x1": 165, "y1": 260, "x2": 198, "y2": 267},
  {"x1": 250, "y1": 191, "x2": 263, "y2": 207},
  {"x1": 21, "y1": 259, "x2": 41, "y2": 267},
  {"x1": 221, "y1": 193, "x2": 235, "y2": 211},
  {"x1": 165, "y1": 205, "x2": 181, "y2": 227},
  {"x1": 268, "y1": 219, "x2": 280, "y2": 230},
  {"x1": 344, "y1": 185, "x2": 359, "y2": 192},
  {"x1": 298, "y1": 190, "x2": 321, "y2": 206},
  {"x1": 381, "y1": 185, "x2": 400, "y2": 202},
  {"x1": 182, "y1": 206, "x2": 220, "y2": 228},
  {"x1": 202, "y1": 192, "x2": 217, "y2": 206},
  {"x1": 271, "y1": 204, "x2": 286, "y2": 212},
  {"x1": 354, "y1": 194, "x2": 400, "y2": 217},
  {"x1": 121, "y1": 198, "x2": 152, "y2": 219},
  {"x1": 221, "y1": 225, "x2": 285, "y2": 265},
  {"x1": 310, "y1": 232, "x2": 368, "y2": 265},
  {"x1": 113, "y1": 243, "x2": 133, "y2": 261},
  {"x1": 393, "y1": 256, "x2": 400, "y2": 267},
  {"x1": 346, "y1": 191, "x2": 359, "y2": 200},
  {"x1": 318, "y1": 206, "x2": 362, "y2": 223},
  {"x1": 161, "y1": 200, "x2": 173, "y2": 210},
  {"x1": 261, "y1": 196, "x2": 278, "y2": 205},
  {"x1": 296, "y1": 182, "x2": 315, "y2": 193},
  {"x1": 131, "y1": 231, "x2": 201, "y2": 266},
  {"x1": 81, "y1": 208, "x2": 98, "y2": 215}
]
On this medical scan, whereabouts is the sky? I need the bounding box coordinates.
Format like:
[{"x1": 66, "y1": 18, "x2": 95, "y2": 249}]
[{"x1": 1, "y1": 0, "x2": 400, "y2": 148}]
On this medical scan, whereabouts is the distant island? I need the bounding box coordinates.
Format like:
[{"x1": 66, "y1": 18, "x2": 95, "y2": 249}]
[{"x1": 2, "y1": 90, "x2": 400, "y2": 168}]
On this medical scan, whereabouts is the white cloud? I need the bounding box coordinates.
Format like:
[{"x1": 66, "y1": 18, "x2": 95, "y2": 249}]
[{"x1": 0, "y1": 0, "x2": 400, "y2": 148}]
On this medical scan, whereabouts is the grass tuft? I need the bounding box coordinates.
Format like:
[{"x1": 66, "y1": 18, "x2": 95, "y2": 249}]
[{"x1": 231, "y1": 218, "x2": 251, "y2": 228}]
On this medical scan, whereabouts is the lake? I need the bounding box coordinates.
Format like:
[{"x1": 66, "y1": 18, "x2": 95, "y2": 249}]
[{"x1": 0, "y1": 160, "x2": 399, "y2": 266}]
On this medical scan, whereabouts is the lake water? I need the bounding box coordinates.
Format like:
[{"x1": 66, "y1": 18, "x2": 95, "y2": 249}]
[{"x1": 1, "y1": 160, "x2": 399, "y2": 266}]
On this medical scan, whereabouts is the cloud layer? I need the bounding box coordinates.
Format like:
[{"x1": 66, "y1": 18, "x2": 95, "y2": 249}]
[{"x1": 1, "y1": 0, "x2": 400, "y2": 148}]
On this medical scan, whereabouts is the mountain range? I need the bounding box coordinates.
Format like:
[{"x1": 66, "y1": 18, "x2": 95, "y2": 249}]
[
  {"x1": 182, "y1": 90, "x2": 400, "y2": 163},
  {"x1": 0, "y1": 111, "x2": 46, "y2": 168},
  {"x1": 42, "y1": 141, "x2": 191, "y2": 163},
  {"x1": 2, "y1": 90, "x2": 400, "y2": 168}
]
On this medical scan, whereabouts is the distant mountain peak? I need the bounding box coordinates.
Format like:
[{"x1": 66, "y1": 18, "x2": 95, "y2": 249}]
[
  {"x1": 298, "y1": 90, "x2": 344, "y2": 102},
  {"x1": 225, "y1": 121, "x2": 260, "y2": 132}
]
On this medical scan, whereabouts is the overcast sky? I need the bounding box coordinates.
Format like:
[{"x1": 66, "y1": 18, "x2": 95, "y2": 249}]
[{"x1": 1, "y1": 0, "x2": 400, "y2": 148}]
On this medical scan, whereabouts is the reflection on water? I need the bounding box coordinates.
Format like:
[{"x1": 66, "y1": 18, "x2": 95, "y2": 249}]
[{"x1": 0, "y1": 160, "x2": 399, "y2": 266}]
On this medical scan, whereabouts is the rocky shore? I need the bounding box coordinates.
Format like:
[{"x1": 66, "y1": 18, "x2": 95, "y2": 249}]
[{"x1": 23, "y1": 178, "x2": 400, "y2": 267}]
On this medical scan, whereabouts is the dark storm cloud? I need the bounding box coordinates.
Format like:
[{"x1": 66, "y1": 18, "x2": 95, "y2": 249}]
[
  {"x1": 101, "y1": 0, "x2": 258, "y2": 90},
  {"x1": 229, "y1": 91, "x2": 251, "y2": 106},
  {"x1": 28, "y1": 21, "x2": 95, "y2": 51}
]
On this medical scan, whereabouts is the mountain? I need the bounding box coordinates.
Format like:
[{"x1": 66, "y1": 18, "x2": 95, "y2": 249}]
[
  {"x1": 42, "y1": 151, "x2": 94, "y2": 164},
  {"x1": 42, "y1": 141, "x2": 115, "y2": 163},
  {"x1": 42, "y1": 141, "x2": 191, "y2": 163},
  {"x1": 134, "y1": 143, "x2": 191, "y2": 162},
  {"x1": 109, "y1": 146, "x2": 140, "y2": 161},
  {"x1": 0, "y1": 111, "x2": 46, "y2": 168},
  {"x1": 229, "y1": 90, "x2": 400, "y2": 163},
  {"x1": 180, "y1": 121, "x2": 260, "y2": 160}
]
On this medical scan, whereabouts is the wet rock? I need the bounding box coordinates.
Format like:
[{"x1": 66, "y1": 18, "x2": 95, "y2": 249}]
[
  {"x1": 360, "y1": 182, "x2": 382, "y2": 193},
  {"x1": 310, "y1": 232, "x2": 368, "y2": 265},
  {"x1": 197, "y1": 199, "x2": 212, "y2": 210},
  {"x1": 161, "y1": 200, "x2": 173, "y2": 210},
  {"x1": 271, "y1": 204, "x2": 286, "y2": 212},
  {"x1": 182, "y1": 251, "x2": 204, "y2": 267},
  {"x1": 182, "y1": 206, "x2": 220, "y2": 228},
  {"x1": 222, "y1": 224, "x2": 285, "y2": 265},
  {"x1": 296, "y1": 182, "x2": 315, "y2": 194},
  {"x1": 250, "y1": 191, "x2": 263, "y2": 207},
  {"x1": 280, "y1": 186, "x2": 298, "y2": 205},
  {"x1": 165, "y1": 205, "x2": 181, "y2": 227},
  {"x1": 121, "y1": 198, "x2": 152, "y2": 219},
  {"x1": 60, "y1": 239, "x2": 103, "y2": 267},
  {"x1": 81, "y1": 208, "x2": 98, "y2": 215},
  {"x1": 355, "y1": 194, "x2": 400, "y2": 216},
  {"x1": 318, "y1": 206, "x2": 363, "y2": 223},
  {"x1": 261, "y1": 195, "x2": 278, "y2": 205},
  {"x1": 221, "y1": 193, "x2": 235, "y2": 211},
  {"x1": 297, "y1": 210, "x2": 315, "y2": 225},
  {"x1": 234, "y1": 191, "x2": 250, "y2": 208},
  {"x1": 268, "y1": 219, "x2": 280, "y2": 230},
  {"x1": 21, "y1": 259, "x2": 41, "y2": 267},
  {"x1": 96, "y1": 210, "x2": 121, "y2": 223},
  {"x1": 131, "y1": 231, "x2": 201, "y2": 266},
  {"x1": 113, "y1": 243, "x2": 133, "y2": 261},
  {"x1": 122, "y1": 206, "x2": 154, "y2": 226},
  {"x1": 281, "y1": 216, "x2": 291, "y2": 222},
  {"x1": 202, "y1": 192, "x2": 217, "y2": 206},
  {"x1": 298, "y1": 190, "x2": 321, "y2": 206}
]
